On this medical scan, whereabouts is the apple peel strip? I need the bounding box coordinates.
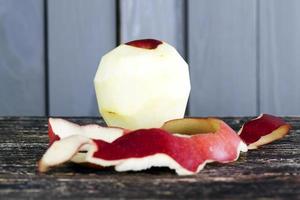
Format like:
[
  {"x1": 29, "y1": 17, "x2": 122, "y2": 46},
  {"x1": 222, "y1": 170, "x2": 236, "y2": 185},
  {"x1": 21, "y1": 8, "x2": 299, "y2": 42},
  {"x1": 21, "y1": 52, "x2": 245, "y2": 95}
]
[
  {"x1": 238, "y1": 114, "x2": 291, "y2": 149},
  {"x1": 48, "y1": 118, "x2": 130, "y2": 163},
  {"x1": 39, "y1": 118, "x2": 247, "y2": 175},
  {"x1": 48, "y1": 118, "x2": 129, "y2": 144},
  {"x1": 39, "y1": 114, "x2": 290, "y2": 175}
]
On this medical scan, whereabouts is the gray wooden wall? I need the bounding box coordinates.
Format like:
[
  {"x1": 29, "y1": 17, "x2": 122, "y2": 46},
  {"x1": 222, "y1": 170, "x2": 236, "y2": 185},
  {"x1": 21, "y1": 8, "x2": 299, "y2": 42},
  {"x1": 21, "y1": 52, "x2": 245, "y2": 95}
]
[{"x1": 0, "y1": 0, "x2": 299, "y2": 117}]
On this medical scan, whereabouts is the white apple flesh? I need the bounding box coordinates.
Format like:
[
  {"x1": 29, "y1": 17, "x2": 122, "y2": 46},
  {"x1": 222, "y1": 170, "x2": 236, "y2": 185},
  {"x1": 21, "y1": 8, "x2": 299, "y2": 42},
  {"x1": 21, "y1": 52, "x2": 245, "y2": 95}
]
[{"x1": 94, "y1": 39, "x2": 191, "y2": 130}]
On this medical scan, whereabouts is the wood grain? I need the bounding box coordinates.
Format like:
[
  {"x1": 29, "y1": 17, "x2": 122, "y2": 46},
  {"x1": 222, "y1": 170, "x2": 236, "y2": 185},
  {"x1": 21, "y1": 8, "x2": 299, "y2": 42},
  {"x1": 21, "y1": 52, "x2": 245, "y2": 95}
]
[
  {"x1": 0, "y1": 117, "x2": 299, "y2": 199},
  {"x1": 0, "y1": 0, "x2": 45, "y2": 116},
  {"x1": 48, "y1": 0, "x2": 116, "y2": 116},
  {"x1": 188, "y1": 0, "x2": 257, "y2": 116}
]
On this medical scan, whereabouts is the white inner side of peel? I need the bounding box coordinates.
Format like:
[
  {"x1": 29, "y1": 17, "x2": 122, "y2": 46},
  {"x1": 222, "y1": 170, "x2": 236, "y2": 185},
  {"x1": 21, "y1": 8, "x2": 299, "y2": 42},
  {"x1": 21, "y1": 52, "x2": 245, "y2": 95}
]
[
  {"x1": 50, "y1": 118, "x2": 124, "y2": 142},
  {"x1": 238, "y1": 141, "x2": 248, "y2": 153},
  {"x1": 172, "y1": 133, "x2": 192, "y2": 138},
  {"x1": 71, "y1": 152, "x2": 88, "y2": 163},
  {"x1": 40, "y1": 135, "x2": 91, "y2": 170}
]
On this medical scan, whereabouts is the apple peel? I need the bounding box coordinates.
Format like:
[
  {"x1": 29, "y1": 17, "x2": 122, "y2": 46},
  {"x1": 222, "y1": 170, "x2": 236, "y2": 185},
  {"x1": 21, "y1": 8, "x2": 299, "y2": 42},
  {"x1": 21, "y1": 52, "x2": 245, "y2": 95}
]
[
  {"x1": 238, "y1": 114, "x2": 291, "y2": 149},
  {"x1": 38, "y1": 135, "x2": 92, "y2": 172},
  {"x1": 48, "y1": 118, "x2": 129, "y2": 144},
  {"x1": 126, "y1": 39, "x2": 162, "y2": 49},
  {"x1": 48, "y1": 118, "x2": 129, "y2": 163},
  {"x1": 39, "y1": 118, "x2": 247, "y2": 175}
]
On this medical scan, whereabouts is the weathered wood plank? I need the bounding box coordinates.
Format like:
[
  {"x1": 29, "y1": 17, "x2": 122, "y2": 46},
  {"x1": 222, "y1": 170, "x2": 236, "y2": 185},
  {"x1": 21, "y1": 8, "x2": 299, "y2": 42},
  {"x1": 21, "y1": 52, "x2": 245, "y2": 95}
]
[
  {"x1": 258, "y1": 0, "x2": 300, "y2": 115},
  {"x1": 48, "y1": 0, "x2": 116, "y2": 116},
  {"x1": 120, "y1": 0, "x2": 185, "y2": 56},
  {"x1": 188, "y1": 0, "x2": 257, "y2": 116},
  {"x1": 0, "y1": 117, "x2": 299, "y2": 199},
  {"x1": 0, "y1": 0, "x2": 45, "y2": 116}
]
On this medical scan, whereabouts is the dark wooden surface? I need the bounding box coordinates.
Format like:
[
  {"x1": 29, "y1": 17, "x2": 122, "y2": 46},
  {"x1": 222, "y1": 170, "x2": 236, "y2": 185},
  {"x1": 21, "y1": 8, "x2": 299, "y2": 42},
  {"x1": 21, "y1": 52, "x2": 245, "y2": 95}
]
[{"x1": 0, "y1": 117, "x2": 299, "y2": 199}]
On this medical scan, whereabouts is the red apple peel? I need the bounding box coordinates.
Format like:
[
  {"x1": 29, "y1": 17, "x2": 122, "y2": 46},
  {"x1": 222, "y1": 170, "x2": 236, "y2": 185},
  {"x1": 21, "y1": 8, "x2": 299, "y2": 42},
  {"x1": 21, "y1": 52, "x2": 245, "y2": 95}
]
[
  {"x1": 238, "y1": 114, "x2": 291, "y2": 149},
  {"x1": 126, "y1": 39, "x2": 162, "y2": 49},
  {"x1": 39, "y1": 118, "x2": 247, "y2": 175},
  {"x1": 47, "y1": 118, "x2": 129, "y2": 163},
  {"x1": 48, "y1": 118, "x2": 129, "y2": 143},
  {"x1": 48, "y1": 120, "x2": 60, "y2": 146}
]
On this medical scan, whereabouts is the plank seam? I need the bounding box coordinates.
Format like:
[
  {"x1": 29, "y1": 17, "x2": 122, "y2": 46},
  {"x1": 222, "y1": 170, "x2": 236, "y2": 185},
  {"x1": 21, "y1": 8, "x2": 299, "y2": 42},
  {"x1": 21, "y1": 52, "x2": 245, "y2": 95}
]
[
  {"x1": 116, "y1": 0, "x2": 121, "y2": 45},
  {"x1": 44, "y1": 0, "x2": 49, "y2": 116},
  {"x1": 184, "y1": 0, "x2": 190, "y2": 117},
  {"x1": 256, "y1": 0, "x2": 261, "y2": 115}
]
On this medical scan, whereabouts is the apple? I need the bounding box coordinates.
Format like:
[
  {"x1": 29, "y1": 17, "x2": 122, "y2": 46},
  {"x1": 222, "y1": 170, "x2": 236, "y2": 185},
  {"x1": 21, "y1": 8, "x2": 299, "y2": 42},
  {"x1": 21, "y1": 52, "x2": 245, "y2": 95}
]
[{"x1": 94, "y1": 39, "x2": 191, "y2": 130}]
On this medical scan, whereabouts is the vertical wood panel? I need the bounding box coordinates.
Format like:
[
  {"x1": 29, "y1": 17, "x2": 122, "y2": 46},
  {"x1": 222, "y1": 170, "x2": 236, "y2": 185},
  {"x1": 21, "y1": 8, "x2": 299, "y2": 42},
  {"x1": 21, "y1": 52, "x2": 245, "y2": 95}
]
[
  {"x1": 188, "y1": 0, "x2": 257, "y2": 116},
  {"x1": 48, "y1": 0, "x2": 116, "y2": 116},
  {"x1": 120, "y1": 0, "x2": 185, "y2": 56},
  {"x1": 259, "y1": 0, "x2": 300, "y2": 115},
  {"x1": 0, "y1": 0, "x2": 45, "y2": 116}
]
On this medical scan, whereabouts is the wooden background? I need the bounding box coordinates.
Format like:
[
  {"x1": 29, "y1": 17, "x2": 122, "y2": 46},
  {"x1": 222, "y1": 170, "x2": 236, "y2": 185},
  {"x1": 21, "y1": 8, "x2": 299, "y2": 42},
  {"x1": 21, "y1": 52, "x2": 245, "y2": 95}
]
[{"x1": 0, "y1": 0, "x2": 299, "y2": 117}]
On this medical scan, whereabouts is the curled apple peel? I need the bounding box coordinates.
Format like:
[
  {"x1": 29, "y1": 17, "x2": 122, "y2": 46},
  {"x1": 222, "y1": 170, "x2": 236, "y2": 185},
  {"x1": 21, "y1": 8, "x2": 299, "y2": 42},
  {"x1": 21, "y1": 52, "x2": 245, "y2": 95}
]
[
  {"x1": 39, "y1": 118, "x2": 247, "y2": 175},
  {"x1": 238, "y1": 114, "x2": 291, "y2": 149},
  {"x1": 39, "y1": 114, "x2": 290, "y2": 175},
  {"x1": 48, "y1": 118, "x2": 129, "y2": 144},
  {"x1": 38, "y1": 135, "x2": 91, "y2": 172},
  {"x1": 88, "y1": 119, "x2": 247, "y2": 175},
  {"x1": 47, "y1": 118, "x2": 129, "y2": 163}
]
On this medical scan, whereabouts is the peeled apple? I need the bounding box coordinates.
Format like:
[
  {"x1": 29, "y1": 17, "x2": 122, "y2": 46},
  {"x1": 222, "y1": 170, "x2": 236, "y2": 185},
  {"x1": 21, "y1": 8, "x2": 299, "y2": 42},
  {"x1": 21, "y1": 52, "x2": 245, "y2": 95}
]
[{"x1": 94, "y1": 39, "x2": 191, "y2": 130}]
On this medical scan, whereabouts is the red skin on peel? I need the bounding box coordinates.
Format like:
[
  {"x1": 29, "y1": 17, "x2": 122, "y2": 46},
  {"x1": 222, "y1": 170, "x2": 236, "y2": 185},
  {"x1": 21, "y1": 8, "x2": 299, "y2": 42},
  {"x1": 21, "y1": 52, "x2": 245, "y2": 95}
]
[
  {"x1": 39, "y1": 115, "x2": 291, "y2": 174},
  {"x1": 126, "y1": 39, "x2": 162, "y2": 49},
  {"x1": 48, "y1": 120, "x2": 60, "y2": 145},
  {"x1": 239, "y1": 114, "x2": 291, "y2": 144},
  {"x1": 92, "y1": 121, "x2": 242, "y2": 173}
]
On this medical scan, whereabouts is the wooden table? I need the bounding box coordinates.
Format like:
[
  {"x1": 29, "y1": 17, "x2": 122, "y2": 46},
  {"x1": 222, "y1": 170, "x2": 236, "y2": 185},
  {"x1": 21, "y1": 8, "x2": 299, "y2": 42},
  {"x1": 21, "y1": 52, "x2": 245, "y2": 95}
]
[{"x1": 0, "y1": 117, "x2": 299, "y2": 199}]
